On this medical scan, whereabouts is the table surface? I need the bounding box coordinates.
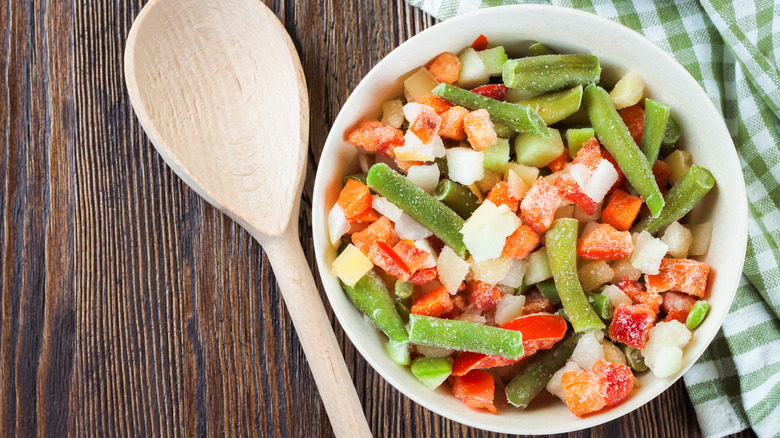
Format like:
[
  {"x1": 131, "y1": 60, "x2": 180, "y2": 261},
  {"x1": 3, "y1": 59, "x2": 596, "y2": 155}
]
[{"x1": 0, "y1": 0, "x2": 758, "y2": 436}]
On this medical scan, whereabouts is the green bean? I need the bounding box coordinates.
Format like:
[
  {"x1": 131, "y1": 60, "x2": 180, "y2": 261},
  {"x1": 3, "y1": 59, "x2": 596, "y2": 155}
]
[
  {"x1": 505, "y1": 333, "x2": 581, "y2": 408},
  {"x1": 502, "y1": 55, "x2": 601, "y2": 92},
  {"x1": 432, "y1": 83, "x2": 550, "y2": 138},
  {"x1": 565, "y1": 127, "x2": 595, "y2": 158},
  {"x1": 410, "y1": 357, "x2": 453, "y2": 390},
  {"x1": 662, "y1": 115, "x2": 681, "y2": 145},
  {"x1": 545, "y1": 218, "x2": 606, "y2": 332},
  {"x1": 493, "y1": 121, "x2": 516, "y2": 138},
  {"x1": 367, "y1": 163, "x2": 467, "y2": 257},
  {"x1": 537, "y1": 280, "x2": 561, "y2": 303},
  {"x1": 518, "y1": 86, "x2": 583, "y2": 125},
  {"x1": 386, "y1": 340, "x2": 411, "y2": 366},
  {"x1": 583, "y1": 84, "x2": 665, "y2": 217},
  {"x1": 632, "y1": 164, "x2": 715, "y2": 235},
  {"x1": 483, "y1": 138, "x2": 511, "y2": 174},
  {"x1": 395, "y1": 280, "x2": 414, "y2": 299},
  {"x1": 640, "y1": 98, "x2": 670, "y2": 164},
  {"x1": 516, "y1": 280, "x2": 532, "y2": 296},
  {"x1": 528, "y1": 42, "x2": 554, "y2": 56},
  {"x1": 342, "y1": 173, "x2": 367, "y2": 185},
  {"x1": 585, "y1": 291, "x2": 614, "y2": 320},
  {"x1": 408, "y1": 314, "x2": 524, "y2": 359},
  {"x1": 342, "y1": 270, "x2": 409, "y2": 344},
  {"x1": 435, "y1": 156, "x2": 448, "y2": 176},
  {"x1": 396, "y1": 299, "x2": 411, "y2": 324},
  {"x1": 433, "y1": 179, "x2": 480, "y2": 219},
  {"x1": 620, "y1": 344, "x2": 648, "y2": 371},
  {"x1": 686, "y1": 300, "x2": 710, "y2": 330},
  {"x1": 554, "y1": 307, "x2": 570, "y2": 323}
]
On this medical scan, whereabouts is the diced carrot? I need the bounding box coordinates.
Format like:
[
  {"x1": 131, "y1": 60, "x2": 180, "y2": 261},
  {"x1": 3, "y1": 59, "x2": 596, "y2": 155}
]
[
  {"x1": 521, "y1": 177, "x2": 562, "y2": 234},
  {"x1": 619, "y1": 277, "x2": 662, "y2": 314},
  {"x1": 503, "y1": 225, "x2": 540, "y2": 259},
  {"x1": 521, "y1": 289, "x2": 556, "y2": 315},
  {"x1": 661, "y1": 291, "x2": 697, "y2": 323},
  {"x1": 547, "y1": 149, "x2": 570, "y2": 172},
  {"x1": 645, "y1": 258, "x2": 710, "y2": 297},
  {"x1": 348, "y1": 121, "x2": 404, "y2": 156},
  {"x1": 409, "y1": 267, "x2": 438, "y2": 285},
  {"x1": 438, "y1": 105, "x2": 469, "y2": 141},
  {"x1": 471, "y1": 84, "x2": 509, "y2": 101},
  {"x1": 427, "y1": 52, "x2": 461, "y2": 84},
  {"x1": 573, "y1": 138, "x2": 602, "y2": 172},
  {"x1": 393, "y1": 239, "x2": 430, "y2": 274},
  {"x1": 411, "y1": 285, "x2": 453, "y2": 317},
  {"x1": 337, "y1": 179, "x2": 373, "y2": 220},
  {"x1": 466, "y1": 280, "x2": 503, "y2": 311},
  {"x1": 577, "y1": 223, "x2": 634, "y2": 260},
  {"x1": 349, "y1": 208, "x2": 378, "y2": 224},
  {"x1": 394, "y1": 157, "x2": 426, "y2": 173},
  {"x1": 608, "y1": 303, "x2": 656, "y2": 349},
  {"x1": 471, "y1": 34, "x2": 488, "y2": 51},
  {"x1": 592, "y1": 359, "x2": 634, "y2": 407},
  {"x1": 486, "y1": 181, "x2": 519, "y2": 212},
  {"x1": 601, "y1": 148, "x2": 627, "y2": 194},
  {"x1": 601, "y1": 189, "x2": 643, "y2": 231},
  {"x1": 409, "y1": 105, "x2": 442, "y2": 144},
  {"x1": 561, "y1": 370, "x2": 606, "y2": 417},
  {"x1": 554, "y1": 174, "x2": 597, "y2": 215},
  {"x1": 463, "y1": 109, "x2": 497, "y2": 151},
  {"x1": 351, "y1": 216, "x2": 399, "y2": 255},
  {"x1": 618, "y1": 105, "x2": 644, "y2": 145},
  {"x1": 653, "y1": 159, "x2": 672, "y2": 189},
  {"x1": 369, "y1": 241, "x2": 412, "y2": 281},
  {"x1": 415, "y1": 94, "x2": 453, "y2": 115},
  {"x1": 452, "y1": 370, "x2": 497, "y2": 414}
]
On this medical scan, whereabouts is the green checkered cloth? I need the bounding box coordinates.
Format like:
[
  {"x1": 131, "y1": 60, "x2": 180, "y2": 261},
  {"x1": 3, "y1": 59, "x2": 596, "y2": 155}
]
[{"x1": 407, "y1": 0, "x2": 780, "y2": 436}]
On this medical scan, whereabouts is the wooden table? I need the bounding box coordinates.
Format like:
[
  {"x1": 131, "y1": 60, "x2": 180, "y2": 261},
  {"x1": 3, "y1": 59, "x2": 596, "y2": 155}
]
[{"x1": 0, "y1": 1, "x2": 757, "y2": 436}]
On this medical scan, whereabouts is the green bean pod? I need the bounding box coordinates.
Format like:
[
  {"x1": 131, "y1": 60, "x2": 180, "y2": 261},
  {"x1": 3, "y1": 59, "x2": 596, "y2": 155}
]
[
  {"x1": 395, "y1": 280, "x2": 414, "y2": 299},
  {"x1": 410, "y1": 357, "x2": 453, "y2": 390},
  {"x1": 537, "y1": 280, "x2": 561, "y2": 303},
  {"x1": 585, "y1": 291, "x2": 614, "y2": 320},
  {"x1": 505, "y1": 333, "x2": 581, "y2": 408},
  {"x1": 367, "y1": 163, "x2": 467, "y2": 257},
  {"x1": 518, "y1": 86, "x2": 583, "y2": 125},
  {"x1": 663, "y1": 115, "x2": 681, "y2": 145},
  {"x1": 545, "y1": 218, "x2": 606, "y2": 332},
  {"x1": 342, "y1": 270, "x2": 409, "y2": 344},
  {"x1": 408, "y1": 314, "x2": 524, "y2": 359},
  {"x1": 386, "y1": 340, "x2": 411, "y2": 366},
  {"x1": 640, "y1": 98, "x2": 671, "y2": 164},
  {"x1": 434, "y1": 179, "x2": 480, "y2": 219},
  {"x1": 342, "y1": 173, "x2": 368, "y2": 185},
  {"x1": 583, "y1": 84, "x2": 665, "y2": 217},
  {"x1": 432, "y1": 83, "x2": 550, "y2": 138},
  {"x1": 632, "y1": 164, "x2": 715, "y2": 235},
  {"x1": 686, "y1": 300, "x2": 710, "y2": 330},
  {"x1": 528, "y1": 42, "x2": 554, "y2": 56},
  {"x1": 620, "y1": 344, "x2": 648, "y2": 371},
  {"x1": 502, "y1": 55, "x2": 601, "y2": 92}
]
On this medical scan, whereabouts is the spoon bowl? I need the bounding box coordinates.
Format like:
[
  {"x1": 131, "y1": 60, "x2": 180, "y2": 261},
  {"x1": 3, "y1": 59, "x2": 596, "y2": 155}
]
[{"x1": 125, "y1": 1, "x2": 371, "y2": 436}]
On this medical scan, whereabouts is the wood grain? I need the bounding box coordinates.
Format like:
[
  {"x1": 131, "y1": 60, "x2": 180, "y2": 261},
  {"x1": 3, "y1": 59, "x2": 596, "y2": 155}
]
[{"x1": 0, "y1": 0, "x2": 760, "y2": 437}]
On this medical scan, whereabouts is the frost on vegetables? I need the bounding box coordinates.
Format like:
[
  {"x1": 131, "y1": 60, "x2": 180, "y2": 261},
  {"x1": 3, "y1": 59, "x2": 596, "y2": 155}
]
[{"x1": 332, "y1": 36, "x2": 716, "y2": 417}]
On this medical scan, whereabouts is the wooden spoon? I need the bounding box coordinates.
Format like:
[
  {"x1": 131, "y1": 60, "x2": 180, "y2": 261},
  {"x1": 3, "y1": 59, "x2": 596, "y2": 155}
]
[{"x1": 124, "y1": 1, "x2": 372, "y2": 436}]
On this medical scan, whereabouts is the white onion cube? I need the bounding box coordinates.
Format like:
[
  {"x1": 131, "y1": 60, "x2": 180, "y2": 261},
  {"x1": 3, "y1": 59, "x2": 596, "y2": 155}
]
[
  {"x1": 498, "y1": 258, "x2": 528, "y2": 288},
  {"x1": 630, "y1": 231, "x2": 669, "y2": 274},
  {"x1": 328, "y1": 204, "x2": 351, "y2": 246},
  {"x1": 602, "y1": 284, "x2": 633, "y2": 308},
  {"x1": 583, "y1": 159, "x2": 618, "y2": 203},
  {"x1": 571, "y1": 331, "x2": 605, "y2": 370},
  {"x1": 406, "y1": 164, "x2": 440, "y2": 194},
  {"x1": 446, "y1": 147, "x2": 485, "y2": 186},
  {"x1": 414, "y1": 239, "x2": 437, "y2": 269},
  {"x1": 471, "y1": 255, "x2": 513, "y2": 285},
  {"x1": 460, "y1": 201, "x2": 522, "y2": 262},
  {"x1": 437, "y1": 246, "x2": 470, "y2": 294},
  {"x1": 494, "y1": 294, "x2": 526, "y2": 325},
  {"x1": 661, "y1": 221, "x2": 693, "y2": 259},
  {"x1": 371, "y1": 195, "x2": 403, "y2": 222},
  {"x1": 394, "y1": 212, "x2": 432, "y2": 241}
]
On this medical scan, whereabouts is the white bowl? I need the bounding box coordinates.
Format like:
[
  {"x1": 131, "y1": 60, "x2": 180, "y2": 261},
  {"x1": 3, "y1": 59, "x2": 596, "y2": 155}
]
[{"x1": 312, "y1": 5, "x2": 747, "y2": 434}]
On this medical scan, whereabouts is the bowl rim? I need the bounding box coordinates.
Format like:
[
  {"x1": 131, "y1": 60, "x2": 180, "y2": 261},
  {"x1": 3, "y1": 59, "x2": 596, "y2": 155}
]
[{"x1": 312, "y1": 4, "x2": 748, "y2": 434}]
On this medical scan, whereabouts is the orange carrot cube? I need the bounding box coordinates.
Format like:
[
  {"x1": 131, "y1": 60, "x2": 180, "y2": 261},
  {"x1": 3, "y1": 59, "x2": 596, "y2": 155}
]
[
  {"x1": 471, "y1": 34, "x2": 488, "y2": 51},
  {"x1": 547, "y1": 150, "x2": 570, "y2": 172},
  {"x1": 520, "y1": 177, "x2": 561, "y2": 234},
  {"x1": 486, "y1": 181, "x2": 519, "y2": 212},
  {"x1": 619, "y1": 277, "x2": 662, "y2": 314},
  {"x1": 463, "y1": 109, "x2": 497, "y2": 151},
  {"x1": 411, "y1": 285, "x2": 453, "y2": 317},
  {"x1": 368, "y1": 241, "x2": 412, "y2": 281},
  {"x1": 661, "y1": 291, "x2": 697, "y2": 323},
  {"x1": 601, "y1": 189, "x2": 643, "y2": 231},
  {"x1": 618, "y1": 105, "x2": 644, "y2": 145},
  {"x1": 577, "y1": 223, "x2": 634, "y2": 260},
  {"x1": 415, "y1": 94, "x2": 453, "y2": 115},
  {"x1": 438, "y1": 106, "x2": 469, "y2": 141},
  {"x1": 351, "y1": 216, "x2": 399, "y2": 255},
  {"x1": 466, "y1": 280, "x2": 503, "y2": 311},
  {"x1": 645, "y1": 258, "x2": 710, "y2": 297},
  {"x1": 348, "y1": 121, "x2": 404, "y2": 156},
  {"x1": 409, "y1": 105, "x2": 442, "y2": 144},
  {"x1": 561, "y1": 370, "x2": 606, "y2": 417},
  {"x1": 573, "y1": 138, "x2": 602, "y2": 172},
  {"x1": 394, "y1": 157, "x2": 425, "y2": 173},
  {"x1": 337, "y1": 179, "x2": 373, "y2": 220},
  {"x1": 392, "y1": 239, "x2": 430, "y2": 274},
  {"x1": 427, "y1": 52, "x2": 461, "y2": 84},
  {"x1": 503, "y1": 225, "x2": 540, "y2": 259},
  {"x1": 409, "y1": 267, "x2": 438, "y2": 285},
  {"x1": 452, "y1": 370, "x2": 497, "y2": 414},
  {"x1": 653, "y1": 159, "x2": 672, "y2": 189}
]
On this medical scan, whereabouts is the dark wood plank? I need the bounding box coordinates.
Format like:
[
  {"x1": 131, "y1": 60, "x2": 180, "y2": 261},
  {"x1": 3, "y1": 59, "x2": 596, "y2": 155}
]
[{"x1": 0, "y1": 0, "x2": 761, "y2": 437}]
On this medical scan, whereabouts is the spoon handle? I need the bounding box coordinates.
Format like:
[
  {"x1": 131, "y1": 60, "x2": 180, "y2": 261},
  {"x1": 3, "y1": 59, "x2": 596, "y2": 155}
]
[{"x1": 258, "y1": 224, "x2": 373, "y2": 438}]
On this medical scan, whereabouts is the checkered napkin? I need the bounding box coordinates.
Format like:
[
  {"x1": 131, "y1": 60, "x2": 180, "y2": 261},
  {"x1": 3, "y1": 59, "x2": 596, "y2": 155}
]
[{"x1": 406, "y1": 0, "x2": 780, "y2": 436}]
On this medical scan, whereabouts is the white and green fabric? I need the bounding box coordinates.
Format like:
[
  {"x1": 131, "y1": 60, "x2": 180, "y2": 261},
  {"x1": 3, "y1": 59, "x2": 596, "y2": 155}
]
[{"x1": 407, "y1": 1, "x2": 780, "y2": 436}]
